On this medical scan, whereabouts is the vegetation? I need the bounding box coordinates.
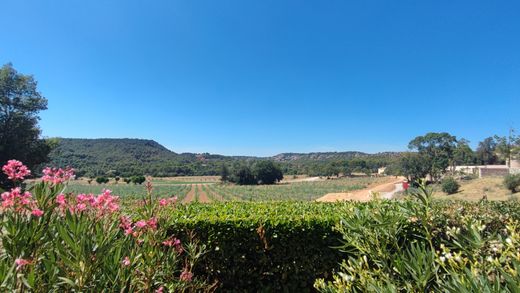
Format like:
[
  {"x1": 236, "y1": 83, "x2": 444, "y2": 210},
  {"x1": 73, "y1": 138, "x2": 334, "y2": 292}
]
[
  {"x1": 441, "y1": 177, "x2": 460, "y2": 194},
  {"x1": 0, "y1": 64, "x2": 52, "y2": 189},
  {"x1": 315, "y1": 182, "x2": 520, "y2": 292},
  {"x1": 95, "y1": 176, "x2": 109, "y2": 184},
  {"x1": 503, "y1": 174, "x2": 520, "y2": 193},
  {"x1": 0, "y1": 161, "x2": 206, "y2": 292}
]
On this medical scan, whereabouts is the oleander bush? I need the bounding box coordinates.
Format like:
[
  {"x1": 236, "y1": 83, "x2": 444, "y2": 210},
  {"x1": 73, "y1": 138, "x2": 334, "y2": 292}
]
[
  {"x1": 315, "y1": 181, "x2": 520, "y2": 292},
  {"x1": 0, "y1": 160, "x2": 206, "y2": 292}
]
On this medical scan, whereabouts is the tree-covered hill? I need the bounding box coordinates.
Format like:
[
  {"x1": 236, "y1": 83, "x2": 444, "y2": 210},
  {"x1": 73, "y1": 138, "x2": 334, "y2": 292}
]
[{"x1": 46, "y1": 138, "x2": 401, "y2": 177}]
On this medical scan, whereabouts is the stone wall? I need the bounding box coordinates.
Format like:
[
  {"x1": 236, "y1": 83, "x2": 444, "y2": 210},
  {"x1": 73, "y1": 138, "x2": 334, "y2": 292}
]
[{"x1": 479, "y1": 167, "x2": 510, "y2": 177}]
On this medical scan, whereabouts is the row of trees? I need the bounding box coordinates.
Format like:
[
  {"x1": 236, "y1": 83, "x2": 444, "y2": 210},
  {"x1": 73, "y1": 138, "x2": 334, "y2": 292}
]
[
  {"x1": 387, "y1": 132, "x2": 520, "y2": 183},
  {"x1": 220, "y1": 161, "x2": 283, "y2": 185}
]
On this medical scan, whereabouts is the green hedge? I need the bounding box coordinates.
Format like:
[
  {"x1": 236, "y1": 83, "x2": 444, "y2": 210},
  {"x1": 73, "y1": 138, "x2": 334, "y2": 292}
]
[
  {"x1": 166, "y1": 202, "x2": 352, "y2": 292},
  {"x1": 165, "y1": 200, "x2": 520, "y2": 292}
]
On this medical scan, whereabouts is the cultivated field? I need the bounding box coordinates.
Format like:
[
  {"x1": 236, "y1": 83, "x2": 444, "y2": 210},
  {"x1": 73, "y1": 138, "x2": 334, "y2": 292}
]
[{"x1": 63, "y1": 176, "x2": 389, "y2": 202}]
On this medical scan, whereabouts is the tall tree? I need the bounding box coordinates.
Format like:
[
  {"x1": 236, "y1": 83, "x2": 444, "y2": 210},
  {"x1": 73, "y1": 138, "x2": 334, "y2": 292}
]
[
  {"x1": 476, "y1": 137, "x2": 499, "y2": 165},
  {"x1": 254, "y1": 161, "x2": 283, "y2": 184},
  {"x1": 453, "y1": 138, "x2": 476, "y2": 166},
  {"x1": 408, "y1": 132, "x2": 457, "y2": 181},
  {"x1": 0, "y1": 63, "x2": 51, "y2": 188},
  {"x1": 495, "y1": 128, "x2": 520, "y2": 167}
]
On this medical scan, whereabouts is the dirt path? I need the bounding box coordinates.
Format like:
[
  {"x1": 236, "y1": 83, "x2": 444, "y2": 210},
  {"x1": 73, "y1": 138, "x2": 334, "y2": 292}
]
[
  {"x1": 182, "y1": 184, "x2": 196, "y2": 203},
  {"x1": 197, "y1": 184, "x2": 211, "y2": 203},
  {"x1": 316, "y1": 177, "x2": 405, "y2": 202}
]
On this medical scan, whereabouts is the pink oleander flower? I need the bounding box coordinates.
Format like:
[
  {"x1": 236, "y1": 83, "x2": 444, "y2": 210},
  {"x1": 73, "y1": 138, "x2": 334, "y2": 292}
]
[
  {"x1": 147, "y1": 217, "x2": 158, "y2": 230},
  {"x1": 15, "y1": 258, "x2": 30, "y2": 270},
  {"x1": 180, "y1": 269, "x2": 193, "y2": 282},
  {"x1": 2, "y1": 160, "x2": 31, "y2": 181},
  {"x1": 41, "y1": 166, "x2": 75, "y2": 184},
  {"x1": 159, "y1": 198, "x2": 168, "y2": 206},
  {"x1": 121, "y1": 256, "x2": 131, "y2": 266},
  {"x1": 1, "y1": 188, "x2": 34, "y2": 210},
  {"x1": 56, "y1": 194, "x2": 67, "y2": 206},
  {"x1": 75, "y1": 203, "x2": 87, "y2": 212},
  {"x1": 155, "y1": 286, "x2": 164, "y2": 293},
  {"x1": 135, "y1": 220, "x2": 147, "y2": 228},
  {"x1": 163, "y1": 237, "x2": 181, "y2": 247},
  {"x1": 31, "y1": 209, "x2": 44, "y2": 217}
]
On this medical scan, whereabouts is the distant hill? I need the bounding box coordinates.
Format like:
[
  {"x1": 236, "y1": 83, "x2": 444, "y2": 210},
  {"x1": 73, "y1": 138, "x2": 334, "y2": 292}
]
[{"x1": 46, "y1": 138, "x2": 401, "y2": 177}]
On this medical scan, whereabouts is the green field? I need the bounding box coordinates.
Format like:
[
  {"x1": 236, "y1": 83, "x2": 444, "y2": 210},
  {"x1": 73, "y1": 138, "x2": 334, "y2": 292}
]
[{"x1": 62, "y1": 176, "x2": 387, "y2": 202}]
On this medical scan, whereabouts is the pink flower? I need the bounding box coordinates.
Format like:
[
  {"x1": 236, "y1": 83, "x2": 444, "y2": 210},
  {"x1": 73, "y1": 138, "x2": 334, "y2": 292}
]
[
  {"x1": 75, "y1": 203, "x2": 87, "y2": 212},
  {"x1": 180, "y1": 269, "x2": 193, "y2": 282},
  {"x1": 159, "y1": 198, "x2": 168, "y2": 206},
  {"x1": 121, "y1": 256, "x2": 131, "y2": 266},
  {"x1": 56, "y1": 194, "x2": 67, "y2": 206},
  {"x1": 163, "y1": 237, "x2": 181, "y2": 247},
  {"x1": 2, "y1": 160, "x2": 31, "y2": 181},
  {"x1": 1, "y1": 188, "x2": 34, "y2": 210},
  {"x1": 41, "y1": 166, "x2": 75, "y2": 184},
  {"x1": 31, "y1": 209, "x2": 44, "y2": 217},
  {"x1": 15, "y1": 258, "x2": 30, "y2": 270},
  {"x1": 155, "y1": 286, "x2": 164, "y2": 293},
  {"x1": 147, "y1": 217, "x2": 158, "y2": 230},
  {"x1": 135, "y1": 220, "x2": 147, "y2": 229}
]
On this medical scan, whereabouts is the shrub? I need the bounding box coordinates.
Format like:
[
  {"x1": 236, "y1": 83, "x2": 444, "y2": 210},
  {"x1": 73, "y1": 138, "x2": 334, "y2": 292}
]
[
  {"x1": 95, "y1": 176, "x2": 109, "y2": 184},
  {"x1": 167, "y1": 202, "x2": 348, "y2": 291},
  {"x1": 123, "y1": 177, "x2": 132, "y2": 184},
  {"x1": 0, "y1": 160, "x2": 207, "y2": 291},
  {"x1": 441, "y1": 177, "x2": 460, "y2": 194},
  {"x1": 131, "y1": 175, "x2": 146, "y2": 185},
  {"x1": 314, "y1": 182, "x2": 520, "y2": 292},
  {"x1": 504, "y1": 174, "x2": 520, "y2": 193}
]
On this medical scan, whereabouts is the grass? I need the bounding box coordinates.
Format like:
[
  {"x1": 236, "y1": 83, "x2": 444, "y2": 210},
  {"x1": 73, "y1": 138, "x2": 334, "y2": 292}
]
[{"x1": 433, "y1": 176, "x2": 520, "y2": 201}]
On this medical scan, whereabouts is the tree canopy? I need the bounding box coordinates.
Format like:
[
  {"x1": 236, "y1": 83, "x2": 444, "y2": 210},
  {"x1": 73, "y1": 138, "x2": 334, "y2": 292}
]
[{"x1": 0, "y1": 63, "x2": 51, "y2": 188}]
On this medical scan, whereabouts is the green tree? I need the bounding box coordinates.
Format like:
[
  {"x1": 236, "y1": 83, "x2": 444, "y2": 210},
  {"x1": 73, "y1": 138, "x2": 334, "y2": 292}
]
[
  {"x1": 453, "y1": 139, "x2": 476, "y2": 166},
  {"x1": 131, "y1": 175, "x2": 146, "y2": 185},
  {"x1": 220, "y1": 163, "x2": 230, "y2": 182},
  {"x1": 231, "y1": 165, "x2": 256, "y2": 185},
  {"x1": 408, "y1": 132, "x2": 457, "y2": 181},
  {"x1": 254, "y1": 161, "x2": 283, "y2": 184},
  {"x1": 0, "y1": 63, "x2": 51, "y2": 188},
  {"x1": 495, "y1": 128, "x2": 520, "y2": 167},
  {"x1": 476, "y1": 137, "x2": 499, "y2": 165},
  {"x1": 397, "y1": 152, "x2": 430, "y2": 183}
]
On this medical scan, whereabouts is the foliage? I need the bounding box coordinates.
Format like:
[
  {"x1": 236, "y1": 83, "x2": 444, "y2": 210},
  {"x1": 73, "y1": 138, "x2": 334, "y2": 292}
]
[
  {"x1": 503, "y1": 174, "x2": 520, "y2": 193},
  {"x1": 396, "y1": 152, "x2": 429, "y2": 182},
  {"x1": 315, "y1": 182, "x2": 520, "y2": 292},
  {"x1": 441, "y1": 177, "x2": 460, "y2": 194},
  {"x1": 95, "y1": 176, "x2": 109, "y2": 184},
  {"x1": 476, "y1": 137, "x2": 500, "y2": 165},
  {"x1": 408, "y1": 132, "x2": 458, "y2": 181},
  {"x1": 0, "y1": 63, "x2": 51, "y2": 189},
  {"x1": 253, "y1": 160, "x2": 283, "y2": 184},
  {"x1": 219, "y1": 163, "x2": 229, "y2": 182},
  {"x1": 0, "y1": 161, "x2": 207, "y2": 292},
  {"x1": 230, "y1": 165, "x2": 256, "y2": 185},
  {"x1": 166, "y1": 202, "x2": 348, "y2": 292},
  {"x1": 131, "y1": 175, "x2": 146, "y2": 185}
]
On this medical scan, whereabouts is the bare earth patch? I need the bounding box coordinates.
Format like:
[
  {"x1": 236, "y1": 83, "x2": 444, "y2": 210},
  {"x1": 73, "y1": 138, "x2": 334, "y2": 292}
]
[
  {"x1": 197, "y1": 184, "x2": 211, "y2": 203},
  {"x1": 182, "y1": 184, "x2": 196, "y2": 203},
  {"x1": 316, "y1": 177, "x2": 405, "y2": 202}
]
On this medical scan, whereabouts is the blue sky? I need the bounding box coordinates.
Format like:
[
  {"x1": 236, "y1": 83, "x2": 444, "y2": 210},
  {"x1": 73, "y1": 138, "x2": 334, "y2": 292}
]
[{"x1": 1, "y1": 1, "x2": 519, "y2": 156}]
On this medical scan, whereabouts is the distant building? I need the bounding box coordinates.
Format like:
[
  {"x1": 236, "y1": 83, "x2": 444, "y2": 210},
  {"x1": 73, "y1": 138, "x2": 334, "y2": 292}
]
[{"x1": 377, "y1": 167, "x2": 386, "y2": 175}]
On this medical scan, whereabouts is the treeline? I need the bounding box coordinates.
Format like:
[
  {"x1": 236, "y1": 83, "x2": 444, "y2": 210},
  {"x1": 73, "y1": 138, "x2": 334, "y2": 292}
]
[{"x1": 385, "y1": 132, "x2": 520, "y2": 182}]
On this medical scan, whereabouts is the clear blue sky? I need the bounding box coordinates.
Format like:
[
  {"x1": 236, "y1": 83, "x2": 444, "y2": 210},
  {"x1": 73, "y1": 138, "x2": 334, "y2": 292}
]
[{"x1": 2, "y1": 1, "x2": 519, "y2": 156}]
